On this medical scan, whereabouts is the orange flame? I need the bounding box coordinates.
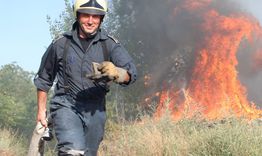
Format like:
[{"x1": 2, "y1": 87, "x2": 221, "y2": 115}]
[{"x1": 155, "y1": 0, "x2": 262, "y2": 120}]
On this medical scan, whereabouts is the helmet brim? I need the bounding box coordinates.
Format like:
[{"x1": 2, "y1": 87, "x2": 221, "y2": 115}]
[{"x1": 77, "y1": 9, "x2": 106, "y2": 16}]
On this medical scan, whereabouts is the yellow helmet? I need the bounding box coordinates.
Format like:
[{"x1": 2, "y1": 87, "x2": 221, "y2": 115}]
[{"x1": 74, "y1": 0, "x2": 108, "y2": 17}]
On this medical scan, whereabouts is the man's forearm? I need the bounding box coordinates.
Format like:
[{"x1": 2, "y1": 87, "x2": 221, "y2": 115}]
[
  {"x1": 37, "y1": 89, "x2": 47, "y2": 112},
  {"x1": 37, "y1": 89, "x2": 48, "y2": 127}
]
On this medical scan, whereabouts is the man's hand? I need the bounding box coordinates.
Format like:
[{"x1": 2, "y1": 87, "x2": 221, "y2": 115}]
[
  {"x1": 37, "y1": 110, "x2": 47, "y2": 128},
  {"x1": 97, "y1": 61, "x2": 130, "y2": 83},
  {"x1": 98, "y1": 61, "x2": 119, "y2": 80}
]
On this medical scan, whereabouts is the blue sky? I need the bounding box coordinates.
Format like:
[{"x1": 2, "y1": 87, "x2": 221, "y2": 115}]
[
  {"x1": 0, "y1": 0, "x2": 262, "y2": 72},
  {"x1": 0, "y1": 0, "x2": 67, "y2": 72}
]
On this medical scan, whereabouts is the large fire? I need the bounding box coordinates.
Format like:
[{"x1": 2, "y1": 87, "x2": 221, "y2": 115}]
[{"x1": 154, "y1": 0, "x2": 262, "y2": 120}]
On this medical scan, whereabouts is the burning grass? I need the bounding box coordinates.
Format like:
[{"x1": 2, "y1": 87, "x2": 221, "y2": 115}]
[
  {"x1": 99, "y1": 115, "x2": 262, "y2": 156},
  {"x1": 153, "y1": 0, "x2": 262, "y2": 121}
]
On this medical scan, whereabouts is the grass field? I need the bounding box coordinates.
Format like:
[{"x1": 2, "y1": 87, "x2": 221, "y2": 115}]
[
  {"x1": 1, "y1": 116, "x2": 262, "y2": 156},
  {"x1": 0, "y1": 128, "x2": 26, "y2": 156},
  {"x1": 99, "y1": 116, "x2": 262, "y2": 156}
]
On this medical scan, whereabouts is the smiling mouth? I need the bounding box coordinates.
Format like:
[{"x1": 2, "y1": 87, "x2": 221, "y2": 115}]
[
  {"x1": 85, "y1": 25, "x2": 94, "y2": 28},
  {"x1": 85, "y1": 25, "x2": 94, "y2": 29}
]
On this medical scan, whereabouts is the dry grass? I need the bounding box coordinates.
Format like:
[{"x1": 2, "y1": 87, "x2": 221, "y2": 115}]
[
  {"x1": 99, "y1": 115, "x2": 262, "y2": 156},
  {"x1": 0, "y1": 128, "x2": 26, "y2": 156},
  {"x1": 1, "y1": 116, "x2": 262, "y2": 156}
]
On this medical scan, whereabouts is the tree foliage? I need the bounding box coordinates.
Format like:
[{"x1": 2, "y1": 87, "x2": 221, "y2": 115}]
[
  {"x1": 47, "y1": 0, "x2": 74, "y2": 39},
  {"x1": 0, "y1": 64, "x2": 36, "y2": 136}
]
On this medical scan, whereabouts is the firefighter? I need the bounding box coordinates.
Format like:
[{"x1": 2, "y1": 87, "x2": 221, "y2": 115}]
[{"x1": 34, "y1": 0, "x2": 137, "y2": 155}]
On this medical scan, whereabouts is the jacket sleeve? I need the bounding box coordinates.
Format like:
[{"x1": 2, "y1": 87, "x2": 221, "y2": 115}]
[
  {"x1": 109, "y1": 41, "x2": 137, "y2": 85},
  {"x1": 34, "y1": 43, "x2": 58, "y2": 92}
]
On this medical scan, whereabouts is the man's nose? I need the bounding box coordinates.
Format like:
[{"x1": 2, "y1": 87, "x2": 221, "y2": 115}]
[{"x1": 87, "y1": 16, "x2": 94, "y2": 24}]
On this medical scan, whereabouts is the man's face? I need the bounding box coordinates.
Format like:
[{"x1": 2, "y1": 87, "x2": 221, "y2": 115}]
[{"x1": 78, "y1": 13, "x2": 102, "y2": 36}]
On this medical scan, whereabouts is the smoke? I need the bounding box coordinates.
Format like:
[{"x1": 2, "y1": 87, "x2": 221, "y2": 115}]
[
  {"x1": 135, "y1": 0, "x2": 207, "y2": 93},
  {"x1": 129, "y1": 0, "x2": 262, "y2": 107},
  {"x1": 237, "y1": 39, "x2": 262, "y2": 105},
  {"x1": 233, "y1": 0, "x2": 262, "y2": 105},
  {"x1": 236, "y1": 0, "x2": 262, "y2": 24}
]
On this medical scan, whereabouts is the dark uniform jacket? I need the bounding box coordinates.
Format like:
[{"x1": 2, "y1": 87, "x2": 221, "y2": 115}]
[{"x1": 34, "y1": 24, "x2": 137, "y2": 107}]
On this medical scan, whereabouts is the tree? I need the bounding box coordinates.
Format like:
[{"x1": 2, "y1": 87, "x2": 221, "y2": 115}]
[
  {"x1": 0, "y1": 63, "x2": 37, "y2": 136},
  {"x1": 47, "y1": 0, "x2": 74, "y2": 39}
]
